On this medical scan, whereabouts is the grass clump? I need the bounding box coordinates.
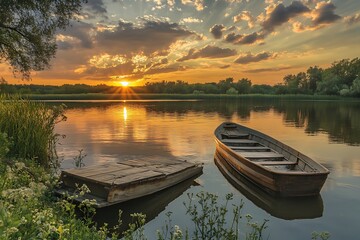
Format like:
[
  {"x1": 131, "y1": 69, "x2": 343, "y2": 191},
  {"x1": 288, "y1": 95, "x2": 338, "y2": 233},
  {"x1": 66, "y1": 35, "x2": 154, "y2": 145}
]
[{"x1": 0, "y1": 95, "x2": 66, "y2": 168}]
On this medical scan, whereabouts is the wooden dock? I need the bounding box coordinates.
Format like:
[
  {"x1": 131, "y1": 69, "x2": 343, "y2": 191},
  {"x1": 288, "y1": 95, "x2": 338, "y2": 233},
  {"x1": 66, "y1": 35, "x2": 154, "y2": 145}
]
[{"x1": 57, "y1": 158, "x2": 203, "y2": 208}]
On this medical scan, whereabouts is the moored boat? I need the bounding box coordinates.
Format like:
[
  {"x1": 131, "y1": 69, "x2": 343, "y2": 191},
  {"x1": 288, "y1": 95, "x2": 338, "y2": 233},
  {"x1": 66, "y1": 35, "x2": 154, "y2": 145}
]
[
  {"x1": 214, "y1": 122, "x2": 329, "y2": 197},
  {"x1": 214, "y1": 150, "x2": 324, "y2": 219}
]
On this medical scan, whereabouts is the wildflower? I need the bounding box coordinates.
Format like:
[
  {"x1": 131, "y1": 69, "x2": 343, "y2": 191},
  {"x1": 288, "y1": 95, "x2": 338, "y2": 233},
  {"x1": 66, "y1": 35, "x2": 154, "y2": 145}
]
[
  {"x1": 14, "y1": 162, "x2": 26, "y2": 170},
  {"x1": 6, "y1": 227, "x2": 19, "y2": 235},
  {"x1": 172, "y1": 225, "x2": 183, "y2": 240}
]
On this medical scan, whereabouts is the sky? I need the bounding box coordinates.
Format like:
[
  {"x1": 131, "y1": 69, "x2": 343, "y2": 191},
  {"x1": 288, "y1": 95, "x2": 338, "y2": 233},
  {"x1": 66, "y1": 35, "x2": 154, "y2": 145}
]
[{"x1": 4, "y1": 0, "x2": 360, "y2": 86}]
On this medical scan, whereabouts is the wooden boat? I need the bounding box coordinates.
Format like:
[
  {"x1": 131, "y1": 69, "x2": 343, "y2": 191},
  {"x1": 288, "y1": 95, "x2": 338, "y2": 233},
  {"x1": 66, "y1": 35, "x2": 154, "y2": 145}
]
[
  {"x1": 214, "y1": 150, "x2": 324, "y2": 219},
  {"x1": 214, "y1": 122, "x2": 329, "y2": 197},
  {"x1": 57, "y1": 158, "x2": 203, "y2": 207}
]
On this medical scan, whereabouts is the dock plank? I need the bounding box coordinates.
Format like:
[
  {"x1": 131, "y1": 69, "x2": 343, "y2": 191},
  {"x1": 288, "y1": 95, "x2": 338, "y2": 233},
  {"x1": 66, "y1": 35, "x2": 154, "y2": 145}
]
[
  {"x1": 111, "y1": 170, "x2": 166, "y2": 185},
  {"x1": 64, "y1": 163, "x2": 133, "y2": 178}
]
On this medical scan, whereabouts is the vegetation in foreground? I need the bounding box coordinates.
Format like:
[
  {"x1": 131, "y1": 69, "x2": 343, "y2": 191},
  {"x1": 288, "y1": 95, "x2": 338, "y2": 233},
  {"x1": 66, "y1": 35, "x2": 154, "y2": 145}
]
[{"x1": 0, "y1": 96, "x2": 330, "y2": 239}]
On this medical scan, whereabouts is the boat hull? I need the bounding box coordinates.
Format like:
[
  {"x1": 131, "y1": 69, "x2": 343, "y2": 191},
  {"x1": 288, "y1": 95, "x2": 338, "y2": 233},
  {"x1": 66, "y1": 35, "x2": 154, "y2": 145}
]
[{"x1": 214, "y1": 123, "x2": 329, "y2": 197}]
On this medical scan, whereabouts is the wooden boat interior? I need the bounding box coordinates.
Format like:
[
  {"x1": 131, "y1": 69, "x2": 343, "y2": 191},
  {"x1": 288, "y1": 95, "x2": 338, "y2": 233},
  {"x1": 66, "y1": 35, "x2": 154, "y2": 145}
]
[{"x1": 219, "y1": 123, "x2": 320, "y2": 173}]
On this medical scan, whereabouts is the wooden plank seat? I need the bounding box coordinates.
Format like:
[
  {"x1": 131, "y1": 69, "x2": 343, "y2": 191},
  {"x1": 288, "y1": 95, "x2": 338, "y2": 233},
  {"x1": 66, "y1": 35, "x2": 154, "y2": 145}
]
[
  {"x1": 256, "y1": 161, "x2": 297, "y2": 165},
  {"x1": 239, "y1": 151, "x2": 284, "y2": 159},
  {"x1": 221, "y1": 133, "x2": 249, "y2": 139},
  {"x1": 222, "y1": 139, "x2": 258, "y2": 144},
  {"x1": 231, "y1": 146, "x2": 270, "y2": 152}
]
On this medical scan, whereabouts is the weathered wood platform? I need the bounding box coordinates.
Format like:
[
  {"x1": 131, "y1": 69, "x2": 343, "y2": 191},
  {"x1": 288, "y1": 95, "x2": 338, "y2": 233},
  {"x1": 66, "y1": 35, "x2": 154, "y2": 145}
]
[{"x1": 57, "y1": 158, "x2": 203, "y2": 208}]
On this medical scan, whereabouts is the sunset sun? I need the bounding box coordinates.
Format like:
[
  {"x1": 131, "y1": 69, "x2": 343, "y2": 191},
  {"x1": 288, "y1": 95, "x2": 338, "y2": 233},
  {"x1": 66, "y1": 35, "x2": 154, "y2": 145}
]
[{"x1": 120, "y1": 81, "x2": 129, "y2": 87}]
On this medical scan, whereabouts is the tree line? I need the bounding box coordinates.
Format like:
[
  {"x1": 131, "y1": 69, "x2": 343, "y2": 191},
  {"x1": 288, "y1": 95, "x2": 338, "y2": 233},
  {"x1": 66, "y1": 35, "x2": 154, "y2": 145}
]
[{"x1": 1, "y1": 57, "x2": 359, "y2": 97}]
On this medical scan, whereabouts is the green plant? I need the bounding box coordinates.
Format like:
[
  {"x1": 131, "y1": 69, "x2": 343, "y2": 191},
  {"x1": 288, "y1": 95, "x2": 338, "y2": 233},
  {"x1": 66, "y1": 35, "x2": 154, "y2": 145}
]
[
  {"x1": 184, "y1": 192, "x2": 244, "y2": 240},
  {"x1": 0, "y1": 132, "x2": 11, "y2": 159},
  {"x1": 312, "y1": 231, "x2": 330, "y2": 240},
  {"x1": 73, "y1": 149, "x2": 87, "y2": 168},
  {"x1": 0, "y1": 94, "x2": 66, "y2": 168}
]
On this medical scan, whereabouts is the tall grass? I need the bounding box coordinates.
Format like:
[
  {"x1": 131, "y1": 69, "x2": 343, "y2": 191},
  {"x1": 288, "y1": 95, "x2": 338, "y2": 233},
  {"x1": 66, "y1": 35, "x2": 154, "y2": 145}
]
[{"x1": 0, "y1": 94, "x2": 66, "y2": 168}]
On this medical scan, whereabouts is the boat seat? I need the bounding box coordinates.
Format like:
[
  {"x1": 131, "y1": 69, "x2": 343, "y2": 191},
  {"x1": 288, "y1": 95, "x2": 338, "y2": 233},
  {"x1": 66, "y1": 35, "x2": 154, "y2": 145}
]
[
  {"x1": 239, "y1": 151, "x2": 284, "y2": 159},
  {"x1": 222, "y1": 139, "x2": 257, "y2": 144},
  {"x1": 256, "y1": 161, "x2": 297, "y2": 165},
  {"x1": 232, "y1": 146, "x2": 270, "y2": 151},
  {"x1": 221, "y1": 133, "x2": 249, "y2": 139}
]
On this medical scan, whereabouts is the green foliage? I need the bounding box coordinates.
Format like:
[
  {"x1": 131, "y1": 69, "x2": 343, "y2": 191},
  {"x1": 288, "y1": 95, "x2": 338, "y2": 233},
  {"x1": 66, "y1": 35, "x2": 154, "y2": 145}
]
[
  {"x1": 184, "y1": 192, "x2": 243, "y2": 239},
  {"x1": 0, "y1": 132, "x2": 11, "y2": 159},
  {"x1": 73, "y1": 149, "x2": 87, "y2": 168},
  {"x1": 0, "y1": 95, "x2": 66, "y2": 168},
  {"x1": 0, "y1": 160, "x2": 121, "y2": 240},
  {"x1": 312, "y1": 231, "x2": 330, "y2": 240},
  {"x1": 226, "y1": 87, "x2": 239, "y2": 95},
  {"x1": 316, "y1": 71, "x2": 341, "y2": 95},
  {"x1": 350, "y1": 77, "x2": 360, "y2": 97},
  {"x1": 0, "y1": 0, "x2": 85, "y2": 79}
]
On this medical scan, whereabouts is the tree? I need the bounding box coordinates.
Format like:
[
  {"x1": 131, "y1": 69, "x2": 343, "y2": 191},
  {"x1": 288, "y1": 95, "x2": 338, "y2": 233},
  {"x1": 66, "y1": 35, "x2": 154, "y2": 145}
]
[
  {"x1": 0, "y1": 0, "x2": 85, "y2": 80},
  {"x1": 235, "y1": 78, "x2": 252, "y2": 94},
  {"x1": 307, "y1": 66, "x2": 323, "y2": 93}
]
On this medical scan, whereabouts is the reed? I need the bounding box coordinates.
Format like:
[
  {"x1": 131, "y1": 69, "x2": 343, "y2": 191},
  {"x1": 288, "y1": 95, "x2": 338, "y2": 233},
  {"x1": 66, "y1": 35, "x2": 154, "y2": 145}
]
[{"x1": 0, "y1": 94, "x2": 66, "y2": 168}]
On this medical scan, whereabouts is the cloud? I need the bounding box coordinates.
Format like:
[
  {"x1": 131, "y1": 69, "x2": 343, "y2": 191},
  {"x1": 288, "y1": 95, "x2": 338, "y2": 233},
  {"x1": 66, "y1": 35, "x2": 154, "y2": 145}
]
[
  {"x1": 177, "y1": 45, "x2": 237, "y2": 62},
  {"x1": 311, "y1": 1, "x2": 341, "y2": 25},
  {"x1": 181, "y1": 0, "x2": 204, "y2": 11},
  {"x1": 57, "y1": 21, "x2": 94, "y2": 49},
  {"x1": 261, "y1": 1, "x2": 310, "y2": 32},
  {"x1": 243, "y1": 66, "x2": 293, "y2": 73},
  {"x1": 219, "y1": 65, "x2": 231, "y2": 69},
  {"x1": 344, "y1": 13, "x2": 360, "y2": 25},
  {"x1": 234, "y1": 52, "x2": 276, "y2": 64},
  {"x1": 224, "y1": 31, "x2": 265, "y2": 45},
  {"x1": 83, "y1": 0, "x2": 108, "y2": 18},
  {"x1": 96, "y1": 17, "x2": 199, "y2": 55},
  {"x1": 233, "y1": 11, "x2": 256, "y2": 28},
  {"x1": 292, "y1": 1, "x2": 341, "y2": 32},
  {"x1": 180, "y1": 17, "x2": 203, "y2": 24},
  {"x1": 209, "y1": 24, "x2": 226, "y2": 39}
]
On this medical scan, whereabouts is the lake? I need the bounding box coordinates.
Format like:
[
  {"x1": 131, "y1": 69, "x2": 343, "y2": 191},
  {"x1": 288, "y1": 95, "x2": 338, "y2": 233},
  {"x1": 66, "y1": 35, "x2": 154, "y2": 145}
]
[{"x1": 55, "y1": 98, "x2": 360, "y2": 239}]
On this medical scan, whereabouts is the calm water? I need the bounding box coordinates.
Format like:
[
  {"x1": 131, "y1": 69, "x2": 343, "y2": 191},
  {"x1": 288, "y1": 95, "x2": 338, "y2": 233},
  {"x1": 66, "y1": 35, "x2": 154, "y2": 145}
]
[{"x1": 55, "y1": 99, "x2": 360, "y2": 239}]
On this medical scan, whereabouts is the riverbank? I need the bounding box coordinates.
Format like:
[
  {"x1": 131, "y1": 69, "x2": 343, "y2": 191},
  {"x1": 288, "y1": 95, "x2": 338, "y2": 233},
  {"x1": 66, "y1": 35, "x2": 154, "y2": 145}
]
[{"x1": 25, "y1": 93, "x2": 351, "y2": 101}]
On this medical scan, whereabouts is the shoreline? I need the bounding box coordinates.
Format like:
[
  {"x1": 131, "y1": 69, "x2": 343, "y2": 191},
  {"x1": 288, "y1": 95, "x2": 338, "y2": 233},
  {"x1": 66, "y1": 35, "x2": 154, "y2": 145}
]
[{"x1": 21, "y1": 93, "x2": 356, "y2": 101}]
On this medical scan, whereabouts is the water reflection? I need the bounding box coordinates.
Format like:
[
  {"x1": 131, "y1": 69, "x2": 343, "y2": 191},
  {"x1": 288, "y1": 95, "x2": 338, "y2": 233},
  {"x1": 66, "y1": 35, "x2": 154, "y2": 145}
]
[
  {"x1": 94, "y1": 173, "x2": 201, "y2": 234},
  {"x1": 54, "y1": 99, "x2": 360, "y2": 240},
  {"x1": 214, "y1": 150, "x2": 323, "y2": 220}
]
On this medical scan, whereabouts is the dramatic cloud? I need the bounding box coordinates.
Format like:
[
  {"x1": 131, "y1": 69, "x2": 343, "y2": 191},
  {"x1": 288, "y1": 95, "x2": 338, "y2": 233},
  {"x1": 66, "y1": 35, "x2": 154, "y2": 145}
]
[
  {"x1": 177, "y1": 45, "x2": 237, "y2": 62},
  {"x1": 83, "y1": 0, "x2": 108, "y2": 18},
  {"x1": 344, "y1": 13, "x2": 360, "y2": 25},
  {"x1": 96, "y1": 17, "x2": 199, "y2": 55},
  {"x1": 233, "y1": 11, "x2": 256, "y2": 28},
  {"x1": 292, "y1": 1, "x2": 341, "y2": 32},
  {"x1": 210, "y1": 24, "x2": 226, "y2": 39},
  {"x1": 224, "y1": 32, "x2": 265, "y2": 45},
  {"x1": 261, "y1": 1, "x2": 310, "y2": 32},
  {"x1": 57, "y1": 21, "x2": 95, "y2": 49},
  {"x1": 311, "y1": 1, "x2": 341, "y2": 25},
  {"x1": 234, "y1": 52, "x2": 276, "y2": 64}
]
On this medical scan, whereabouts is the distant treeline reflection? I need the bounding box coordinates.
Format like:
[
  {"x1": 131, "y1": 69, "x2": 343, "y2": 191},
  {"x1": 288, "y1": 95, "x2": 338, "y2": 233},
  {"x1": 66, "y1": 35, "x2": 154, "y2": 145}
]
[
  {"x1": 63, "y1": 99, "x2": 360, "y2": 146},
  {"x1": 146, "y1": 100, "x2": 360, "y2": 145}
]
